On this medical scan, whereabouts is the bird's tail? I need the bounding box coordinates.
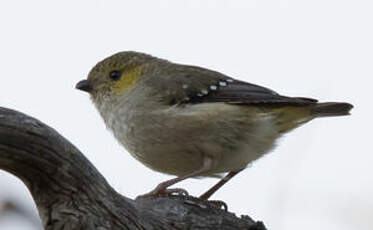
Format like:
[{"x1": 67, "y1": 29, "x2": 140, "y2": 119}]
[
  {"x1": 311, "y1": 102, "x2": 353, "y2": 118},
  {"x1": 270, "y1": 102, "x2": 353, "y2": 133}
]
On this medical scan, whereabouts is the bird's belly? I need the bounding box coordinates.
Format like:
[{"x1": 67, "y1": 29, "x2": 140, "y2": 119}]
[
  {"x1": 111, "y1": 103, "x2": 280, "y2": 177},
  {"x1": 127, "y1": 133, "x2": 277, "y2": 177}
]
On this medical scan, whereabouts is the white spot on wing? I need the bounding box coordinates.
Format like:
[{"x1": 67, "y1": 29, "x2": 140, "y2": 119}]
[
  {"x1": 210, "y1": 85, "x2": 217, "y2": 90},
  {"x1": 201, "y1": 89, "x2": 209, "y2": 95},
  {"x1": 219, "y1": 81, "x2": 227, "y2": 87}
]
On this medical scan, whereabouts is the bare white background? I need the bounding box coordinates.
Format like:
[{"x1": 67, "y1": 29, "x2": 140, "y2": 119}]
[{"x1": 0, "y1": 0, "x2": 371, "y2": 229}]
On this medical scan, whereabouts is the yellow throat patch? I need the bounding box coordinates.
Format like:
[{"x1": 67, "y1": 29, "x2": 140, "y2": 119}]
[{"x1": 112, "y1": 65, "x2": 143, "y2": 94}]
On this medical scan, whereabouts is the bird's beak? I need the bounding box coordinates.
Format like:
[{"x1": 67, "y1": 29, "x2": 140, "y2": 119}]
[{"x1": 75, "y1": 79, "x2": 92, "y2": 93}]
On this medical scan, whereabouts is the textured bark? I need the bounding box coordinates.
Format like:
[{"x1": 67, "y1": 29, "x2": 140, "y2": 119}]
[{"x1": 0, "y1": 107, "x2": 267, "y2": 230}]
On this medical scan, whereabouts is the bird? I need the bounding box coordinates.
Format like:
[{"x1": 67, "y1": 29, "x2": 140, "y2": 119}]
[{"x1": 76, "y1": 51, "x2": 353, "y2": 200}]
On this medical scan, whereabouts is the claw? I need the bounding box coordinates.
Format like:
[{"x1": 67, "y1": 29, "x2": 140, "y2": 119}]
[
  {"x1": 162, "y1": 188, "x2": 189, "y2": 197},
  {"x1": 206, "y1": 200, "x2": 228, "y2": 211},
  {"x1": 136, "y1": 188, "x2": 189, "y2": 199}
]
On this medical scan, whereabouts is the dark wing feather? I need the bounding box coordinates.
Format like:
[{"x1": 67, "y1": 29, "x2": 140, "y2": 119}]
[
  {"x1": 148, "y1": 63, "x2": 317, "y2": 106},
  {"x1": 190, "y1": 79, "x2": 318, "y2": 105}
]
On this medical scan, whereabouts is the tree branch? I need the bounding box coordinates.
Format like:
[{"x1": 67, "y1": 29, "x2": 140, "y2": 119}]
[{"x1": 0, "y1": 107, "x2": 267, "y2": 230}]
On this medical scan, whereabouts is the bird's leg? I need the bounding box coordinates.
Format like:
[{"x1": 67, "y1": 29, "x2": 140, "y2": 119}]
[
  {"x1": 199, "y1": 168, "x2": 244, "y2": 200},
  {"x1": 136, "y1": 157, "x2": 213, "y2": 199}
]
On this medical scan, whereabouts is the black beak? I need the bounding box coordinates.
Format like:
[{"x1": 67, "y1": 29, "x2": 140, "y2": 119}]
[{"x1": 76, "y1": 79, "x2": 92, "y2": 93}]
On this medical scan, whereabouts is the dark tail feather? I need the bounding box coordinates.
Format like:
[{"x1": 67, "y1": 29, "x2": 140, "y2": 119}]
[{"x1": 312, "y1": 102, "x2": 353, "y2": 117}]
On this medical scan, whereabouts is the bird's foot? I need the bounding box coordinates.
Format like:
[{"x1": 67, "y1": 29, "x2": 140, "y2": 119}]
[
  {"x1": 205, "y1": 200, "x2": 228, "y2": 211},
  {"x1": 182, "y1": 196, "x2": 228, "y2": 211},
  {"x1": 136, "y1": 187, "x2": 189, "y2": 200}
]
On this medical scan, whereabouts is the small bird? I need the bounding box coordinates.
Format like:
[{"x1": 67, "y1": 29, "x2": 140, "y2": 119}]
[{"x1": 76, "y1": 51, "x2": 353, "y2": 199}]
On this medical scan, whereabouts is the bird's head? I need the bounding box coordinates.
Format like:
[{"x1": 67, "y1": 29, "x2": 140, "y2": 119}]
[{"x1": 76, "y1": 51, "x2": 155, "y2": 106}]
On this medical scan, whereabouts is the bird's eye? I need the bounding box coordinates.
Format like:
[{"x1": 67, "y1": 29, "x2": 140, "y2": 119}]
[{"x1": 109, "y1": 70, "x2": 122, "y2": 81}]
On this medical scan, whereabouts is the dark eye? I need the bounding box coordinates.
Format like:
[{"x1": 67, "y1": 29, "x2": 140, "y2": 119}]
[{"x1": 109, "y1": 70, "x2": 122, "y2": 81}]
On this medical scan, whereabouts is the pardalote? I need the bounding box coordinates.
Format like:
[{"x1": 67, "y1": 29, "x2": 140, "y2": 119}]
[{"x1": 76, "y1": 51, "x2": 353, "y2": 199}]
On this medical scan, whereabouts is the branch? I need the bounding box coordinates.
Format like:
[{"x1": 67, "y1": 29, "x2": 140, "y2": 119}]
[{"x1": 0, "y1": 107, "x2": 267, "y2": 230}]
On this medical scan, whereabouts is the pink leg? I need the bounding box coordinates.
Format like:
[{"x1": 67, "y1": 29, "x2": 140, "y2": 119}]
[
  {"x1": 137, "y1": 157, "x2": 213, "y2": 199},
  {"x1": 200, "y1": 168, "x2": 244, "y2": 200}
]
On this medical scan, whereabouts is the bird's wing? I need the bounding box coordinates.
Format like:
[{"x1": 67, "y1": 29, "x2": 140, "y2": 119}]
[
  {"x1": 190, "y1": 79, "x2": 318, "y2": 105},
  {"x1": 148, "y1": 64, "x2": 317, "y2": 106}
]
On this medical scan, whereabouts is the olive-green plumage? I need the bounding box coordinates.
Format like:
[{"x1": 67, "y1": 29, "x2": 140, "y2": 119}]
[{"x1": 76, "y1": 51, "x2": 353, "y2": 198}]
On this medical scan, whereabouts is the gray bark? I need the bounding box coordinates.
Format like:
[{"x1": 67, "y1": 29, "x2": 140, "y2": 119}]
[{"x1": 0, "y1": 107, "x2": 267, "y2": 230}]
